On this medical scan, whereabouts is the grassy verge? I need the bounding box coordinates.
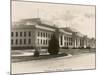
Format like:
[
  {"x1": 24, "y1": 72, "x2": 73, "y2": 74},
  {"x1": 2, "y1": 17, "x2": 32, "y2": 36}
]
[{"x1": 12, "y1": 53, "x2": 68, "y2": 63}]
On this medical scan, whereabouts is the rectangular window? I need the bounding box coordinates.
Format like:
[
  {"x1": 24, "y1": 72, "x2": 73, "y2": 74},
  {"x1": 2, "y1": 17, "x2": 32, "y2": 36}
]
[
  {"x1": 41, "y1": 32, "x2": 42, "y2": 37},
  {"x1": 24, "y1": 32, "x2": 26, "y2": 37},
  {"x1": 71, "y1": 42, "x2": 72, "y2": 45},
  {"x1": 11, "y1": 32, "x2": 13, "y2": 37},
  {"x1": 69, "y1": 37, "x2": 71, "y2": 41},
  {"x1": 24, "y1": 39, "x2": 26, "y2": 44},
  {"x1": 46, "y1": 33, "x2": 47, "y2": 37},
  {"x1": 28, "y1": 39, "x2": 31, "y2": 44},
  {"x1": 16, "y1": 32, "x2": 18, "y2": 37},
  {"x1": 15, "y1": 39, "x2": 18, "y2": 45},
  {"x1": 41, "y1": 39, "x2": 42, "y2": 44},
  {"x1": 11, "y1": 39, "x2": 13, "y2": 45},
  {"x1": 69, "y1": 42, "x2": 70, "y2": 45},
  {"x1": 67, "y1": 42, "x2": 68, "y2": 47},
  {"x1": 69, "y1": 37, "x2": 70, "y2": 41},
  {"x1": 64, "y1": 42, "x2": 66, "y2": 46},
  {"x1": 29, "y1": 32, "x2": 31, "y2": 37},
  {"x1": 67, "y1": 37, "x2": 69, "y2": 41},
  {"x1": 46, "y1": 40, "x2": 47, "y2": 45},
  {"x1": 38, "y1": 32, "x2": 40, "y2": 36},
  {"x1": 20, "y1": 32, "x2": 22, "y2": 37},
  {"x1": 38, "y1": 39, "x2": 39, "y2": 44},
  {"x1": 70, "y1": 38, "x2": 72, "y2": 41},
  {"x1": 43, "y1": 40, "x2": 45, "y2": 45},
  {"x1": 43, "y1": 33, "x2": 45, "y2": 37}
]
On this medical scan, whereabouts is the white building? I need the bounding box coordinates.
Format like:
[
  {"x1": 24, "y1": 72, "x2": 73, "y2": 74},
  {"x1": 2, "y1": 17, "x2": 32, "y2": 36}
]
[{"x1": 11, "y1": 18, "x2": 95, "y2": 50}]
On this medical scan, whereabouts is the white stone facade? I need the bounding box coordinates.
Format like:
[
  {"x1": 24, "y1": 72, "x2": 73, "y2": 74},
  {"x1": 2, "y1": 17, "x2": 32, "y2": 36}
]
[{"x1": 11, "y1": 18, "x2": 95, "y2": 49}]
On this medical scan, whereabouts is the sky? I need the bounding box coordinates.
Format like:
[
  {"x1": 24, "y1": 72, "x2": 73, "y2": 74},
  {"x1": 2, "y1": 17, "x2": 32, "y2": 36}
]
[{"x1": 12, "y1": 1, "x2": 95, "y2": 38}]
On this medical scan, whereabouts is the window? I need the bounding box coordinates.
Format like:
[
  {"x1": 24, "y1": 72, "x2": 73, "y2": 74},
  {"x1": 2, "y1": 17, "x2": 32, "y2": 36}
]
[
  {"x1": 24, "y1": 39, "x2": 26, "y2": 44},
  {"x1": 24, "y1": 32, "x2": 26, "y2": 37},
  {"x1": 69, "y1": 42, "x2": 70, "y2": 45},
  {"x1": 28, "y1": 39, "x2": 31, "y2": 44},
  {"x1": 43, "y1": 33, "x2": 45, "y2": 37},
  {"x1": 11, "y1": 39, "x2": 13, "y2": 45},
  {"x1": 67, "y1": 43, "x2": 69, "y2": 46},
  {"x1": 29, "y1": 32, "x2": 31, "y2": 37},
  {"x1": 11, "y1": 32, "x2": 13, "y2": 37},
  {"x1": 46, "y1": 40, "x2": 47, "y2": 45},
  {"x1": 70, "y1": 38, "x2": 72, "y2": 41},
  {"x1": 70, "y1": 42, "x2": 72, "y2": 45},
  {"x1": 20, "y1": 32, "x2": 22, "y2": 37},
  {"x1": 41, "y1": 39, "x2": 42, "y2": 44},
  {"x1": 38, "y1": 39, "x2": 39, "y2": 44},
  {"x1": 20, "y1": 39, "x2": 22, "y2": 44},
  {"x1": 68, "y1": 37, "x2": 70, "y2": 41},
  {"x1": 15, "y1": 39, "x2": 18, "y2": 45},
  {"x1": 43, "y1": 40, "x2": 45, "y2": 45},
  {"x1": 69, "y1": 37, "x2": 71, "y2": 41},
  {"x1": 16, "y1": 32, "x2": 18, "y2": 37},
  {"x1": 41, "y1": 32, "x2": 42, "y2": 37},
  {"x1": 46, "y1": 33, "x2": 47, "y2": 37},
  {"x1": 67, "y1": 37, "x2": 69, "y2": 41},
  {"x1": 64, "y1": 42, "x2": 66, "y2": 46}
]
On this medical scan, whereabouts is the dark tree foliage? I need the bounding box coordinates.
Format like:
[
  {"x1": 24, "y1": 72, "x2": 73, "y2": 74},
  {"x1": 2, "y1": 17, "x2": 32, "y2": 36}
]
[
  {"x1": 34, "y1": 47, "x2": 40, "y2": 57},
  {"x1": 48, "y1": 33, "x2": 59, "y2": 55}
]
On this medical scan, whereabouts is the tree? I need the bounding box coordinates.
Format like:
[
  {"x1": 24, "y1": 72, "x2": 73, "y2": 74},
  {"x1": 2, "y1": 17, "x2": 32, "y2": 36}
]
[{"x1": 48, "y1": 33, "x2": 59, "y2": 55}]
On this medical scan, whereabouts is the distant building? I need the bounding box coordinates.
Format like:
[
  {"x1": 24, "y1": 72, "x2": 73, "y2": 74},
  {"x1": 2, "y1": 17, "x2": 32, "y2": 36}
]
[{"x1": 11, "y1": 18, "x2": 95, "y2": 49}]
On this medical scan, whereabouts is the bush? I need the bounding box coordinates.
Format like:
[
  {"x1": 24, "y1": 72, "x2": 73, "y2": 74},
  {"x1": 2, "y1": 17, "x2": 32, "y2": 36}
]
[
  {"x1": 34, "y1": 50, "x2": 40, "y2": 57},
  {"x1": 80, "y1": 47, "x2": 84, "y2": 49},
  {"x1": 86, "y1": 46, "x2": 91, "y2": 49},
  {"x1": 34, "y1": 47, "x2": 40, "y2": 57},
  {"x1": 48, "y1": 33, "x2": 59, "y2": 55},
  {"x1": 72, "y1": 47, "x2": 76, "y2": 49}
]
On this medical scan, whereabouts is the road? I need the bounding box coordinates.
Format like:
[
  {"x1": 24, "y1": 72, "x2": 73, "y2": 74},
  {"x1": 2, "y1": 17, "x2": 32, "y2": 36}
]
[{"x1": 12, "y1": 53, "x2": 95, "y2": 74}]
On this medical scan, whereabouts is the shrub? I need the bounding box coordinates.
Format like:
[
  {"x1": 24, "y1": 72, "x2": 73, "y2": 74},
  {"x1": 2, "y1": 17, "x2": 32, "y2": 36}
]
[
  {"x1": 80, "y1": 47, "x2": 84, "y2": 49},
  {"x1": 48, "y1": 33, "x2": 59, "y2": 55},
  {"x1": 86, "y1": 46, "x2": 91, "y2": 49},
  {"x1": 72, "y1": 47, "x2": 76, "y2": 49},
  {"x1": 34, "y1": 47, "x2": 40, "y2": 57}
]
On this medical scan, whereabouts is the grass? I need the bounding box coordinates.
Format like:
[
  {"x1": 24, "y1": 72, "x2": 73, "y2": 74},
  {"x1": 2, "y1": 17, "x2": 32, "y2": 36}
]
[
  {"x1": 11, "y1": 52, "x2": 23, "y2": 55},
  {"x1": 12, "y1": 53, "x2": 68, "y2": 63},
  {"x1": 11, "y1": 48, "x2": 96, "y2": 63}
]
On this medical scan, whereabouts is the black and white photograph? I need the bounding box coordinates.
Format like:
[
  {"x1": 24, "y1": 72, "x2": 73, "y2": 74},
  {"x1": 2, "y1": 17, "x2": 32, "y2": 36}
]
[{"x1": 11, "y1": 0, "x2": 96, "y2": 74}]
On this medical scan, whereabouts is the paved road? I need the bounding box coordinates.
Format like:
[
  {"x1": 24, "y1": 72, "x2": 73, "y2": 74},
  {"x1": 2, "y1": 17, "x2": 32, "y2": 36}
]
[{"x1": 12, "y1": 53, "x2": 95, "y2": 74}]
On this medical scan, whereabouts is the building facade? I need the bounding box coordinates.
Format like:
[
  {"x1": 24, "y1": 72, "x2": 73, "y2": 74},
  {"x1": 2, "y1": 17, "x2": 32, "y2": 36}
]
[{"x1": 11, "y1": 18, "x2": 95, "y2": 50}]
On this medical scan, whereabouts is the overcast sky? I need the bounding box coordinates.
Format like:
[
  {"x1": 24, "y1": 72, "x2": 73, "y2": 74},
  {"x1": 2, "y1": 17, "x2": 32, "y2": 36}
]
[{"x1": 12, "y1": 1, "x2": 95, "y2": 38}]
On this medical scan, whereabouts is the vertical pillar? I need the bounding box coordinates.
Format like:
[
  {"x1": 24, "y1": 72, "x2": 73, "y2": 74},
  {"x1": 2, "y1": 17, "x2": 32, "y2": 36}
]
[{"x1": 62, "y1": 35, "x2": 64, "y2": 47}]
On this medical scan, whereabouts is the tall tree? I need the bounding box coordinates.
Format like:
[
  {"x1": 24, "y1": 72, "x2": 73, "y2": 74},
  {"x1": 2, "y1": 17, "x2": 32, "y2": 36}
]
[{"x1": 48, "y1": 33, "x2": 59, "y2": 55}]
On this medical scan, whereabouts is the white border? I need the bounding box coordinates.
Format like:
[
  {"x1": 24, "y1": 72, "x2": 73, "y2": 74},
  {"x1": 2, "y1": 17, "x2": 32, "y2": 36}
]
[{"x1": 0, "y1": 0, "x2": 98, "y2": 75}]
